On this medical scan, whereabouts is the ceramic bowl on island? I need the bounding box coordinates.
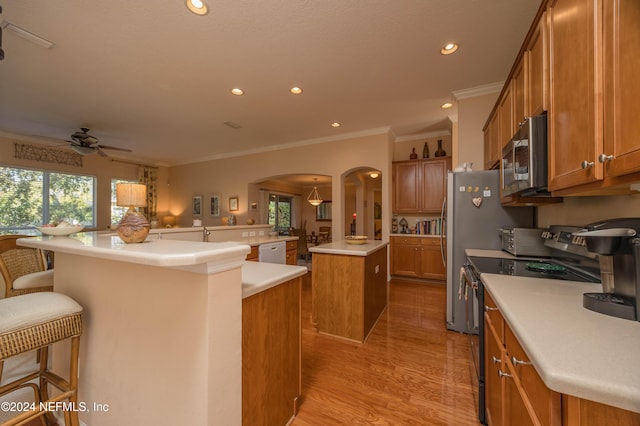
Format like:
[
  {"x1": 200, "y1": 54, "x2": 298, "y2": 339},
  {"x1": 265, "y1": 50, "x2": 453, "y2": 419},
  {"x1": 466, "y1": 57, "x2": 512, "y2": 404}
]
[
  {"x1": 36, "y1": 223, "x2": 84, "y2": 236},
  {"x1": 345, "y1": 235, "x2": 368, "y2": 245}
]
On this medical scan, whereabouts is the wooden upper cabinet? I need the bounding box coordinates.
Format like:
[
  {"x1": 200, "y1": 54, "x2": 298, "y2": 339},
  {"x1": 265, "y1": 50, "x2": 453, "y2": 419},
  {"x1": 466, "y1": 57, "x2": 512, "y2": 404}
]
[
  {"x1": 484, "y1": 111, "x2": 501, "y2": 170},
  {"x1": 527, "y1": 12, "x2": 548, "y2": 116},
  {"x1": 547, "y1": 0, "x2": 603, "y2": 192},
  {"x1": 602, "y1": 0, "x2": 640, "y2": 177},
  {"x1": 392, "y1": 161, "x2": 421, "y2": 213},
  {"x1": 513, "y1": 57, "x2": 527, "y2": 128},
  {"x1": 498, "y1": 84, "x2": 514, "y2": 152},
  {"x1": 421, "y1": 159, "x2": 448, "y2": 213},
  {"x1": 392, "y1": 157, "x2": 451, "y2": 214}
]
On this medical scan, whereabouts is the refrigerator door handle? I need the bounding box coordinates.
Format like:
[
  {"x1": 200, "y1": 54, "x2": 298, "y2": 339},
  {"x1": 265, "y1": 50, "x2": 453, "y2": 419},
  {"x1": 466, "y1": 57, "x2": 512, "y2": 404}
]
[{"x1": 440, "y1": 196, "x2": 447, "y2": 266}]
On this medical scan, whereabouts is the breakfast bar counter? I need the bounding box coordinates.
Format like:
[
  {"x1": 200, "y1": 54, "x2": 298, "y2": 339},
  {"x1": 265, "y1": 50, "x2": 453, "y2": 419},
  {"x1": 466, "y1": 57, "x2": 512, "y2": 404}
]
[{"x1": 18, "y1": 233, "x2": 305, "y2": 426}]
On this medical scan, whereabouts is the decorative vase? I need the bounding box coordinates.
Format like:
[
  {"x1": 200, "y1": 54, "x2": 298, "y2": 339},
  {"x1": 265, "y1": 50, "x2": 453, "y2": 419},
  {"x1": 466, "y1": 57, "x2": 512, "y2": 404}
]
[
  {"x1": 410, "y1": 147, "x2": 418, "y2": 160},
  {"x1": 117, "y1": 208, "x2": 150, "y2": 243},
  {"x1": 422, "y1": 142, "x2": 429, "y2": 159},
  {"x1": 435, "y1": 139, "x2": 447, "y2": 157}
]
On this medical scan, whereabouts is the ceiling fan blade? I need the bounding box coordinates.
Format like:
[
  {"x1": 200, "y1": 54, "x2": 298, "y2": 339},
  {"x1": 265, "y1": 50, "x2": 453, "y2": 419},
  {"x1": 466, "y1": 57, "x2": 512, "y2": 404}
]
[
  {"x1": 96, "y1": 147, "x2": 109, "y2": 157},
  {"x1": 98, "y1": 144, "x2": 132, "y2": 152}
]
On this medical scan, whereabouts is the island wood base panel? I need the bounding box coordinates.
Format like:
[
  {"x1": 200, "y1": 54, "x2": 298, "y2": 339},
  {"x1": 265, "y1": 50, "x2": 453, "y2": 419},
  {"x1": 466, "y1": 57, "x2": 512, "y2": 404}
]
[{"x1": 311, "y1": 246, "x2": 387, "y2": 343}]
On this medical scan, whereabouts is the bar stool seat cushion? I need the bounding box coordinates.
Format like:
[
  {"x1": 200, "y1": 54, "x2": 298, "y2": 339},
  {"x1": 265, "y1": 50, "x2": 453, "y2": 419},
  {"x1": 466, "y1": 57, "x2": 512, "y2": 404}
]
[
  {"x1": 0, "y1": 293, "x2": 83, "y2": 360},
  {"x1": 11, "y1": 269, "x2": 54, "y2": 291}
]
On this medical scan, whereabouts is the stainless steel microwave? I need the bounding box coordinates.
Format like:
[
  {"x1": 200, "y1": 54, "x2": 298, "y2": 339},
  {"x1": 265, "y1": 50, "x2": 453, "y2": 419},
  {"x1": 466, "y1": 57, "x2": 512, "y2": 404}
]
[{"x1": 501, "y1": 114, "x2": 549, "y2": 197}]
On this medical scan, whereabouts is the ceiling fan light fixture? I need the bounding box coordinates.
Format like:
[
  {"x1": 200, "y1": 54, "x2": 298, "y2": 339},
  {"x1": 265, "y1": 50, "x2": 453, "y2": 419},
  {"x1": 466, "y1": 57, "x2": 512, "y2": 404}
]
[{"x1": 186, "y1": 0, "x2": 208, "y2": 15}]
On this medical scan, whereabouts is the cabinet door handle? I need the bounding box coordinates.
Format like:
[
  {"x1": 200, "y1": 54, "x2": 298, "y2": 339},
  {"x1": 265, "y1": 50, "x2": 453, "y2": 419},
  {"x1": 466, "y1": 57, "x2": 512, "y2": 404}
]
[
  {"x1": 598, "y1": 153, "x2": 614, "y2": 163},
  {"x1": 492, "y1": 356, "x2": 501, "y2": 364},
  {"x1": 581, "y1": 160, "x2": 595, "y2": 169},
  {"x1": 511, "y1": 356, "x2": 531, "y2": 366},
  {"x1": 498, "y1": 370, "x2": 513, "y2": 378},
  {"x1": 484, "y1": 305, "x2": 498, "y2": 312}
]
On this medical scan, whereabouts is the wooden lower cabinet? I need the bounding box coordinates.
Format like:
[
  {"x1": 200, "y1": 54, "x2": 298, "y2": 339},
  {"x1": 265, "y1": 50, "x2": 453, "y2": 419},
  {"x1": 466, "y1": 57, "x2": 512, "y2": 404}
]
[
  {"x1": 390, "y1": 236, "x2": 446, "y2": 281},
  {"x1": 484, "y1": 289, "x2": 561, "y2": 426},
  {"x1": 484, "y1": 289, "x2": 640, "y2": 426},
  {"x1": 246, "y1": 245, "x2": 259, "y2": 261},
  {"x1": 286, "y1": 240, "x2": 297, "y2": 265},
  {"x1": 312, "y1": 245, "x2": 387, "y2": 342},
  {"x1": 242, "y1": 277, "x2": 301, "y2": 426}
]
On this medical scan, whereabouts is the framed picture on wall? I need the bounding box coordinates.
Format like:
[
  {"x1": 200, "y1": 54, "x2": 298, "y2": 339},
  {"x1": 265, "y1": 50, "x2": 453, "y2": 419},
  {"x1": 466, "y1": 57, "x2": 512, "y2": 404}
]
[
  {"x1": 229, "y1": 196, "x2": 239, "y2": 211},
  {"x1": 193, "y1": 195, "x2": 203, "y2": 216},
  {"x1": 209, "y1": 193, "x2": 221, "y2": 217}
]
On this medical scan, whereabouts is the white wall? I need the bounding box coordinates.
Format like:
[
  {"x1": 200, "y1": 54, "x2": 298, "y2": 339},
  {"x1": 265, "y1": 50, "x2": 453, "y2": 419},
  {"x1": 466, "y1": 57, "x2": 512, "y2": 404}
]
[
  {"x1": 168, "y1": 132, "x2": 393, "y2": 241},
  {"x1": 455, "y1": 91, "x2": 500, "y2": 171}
]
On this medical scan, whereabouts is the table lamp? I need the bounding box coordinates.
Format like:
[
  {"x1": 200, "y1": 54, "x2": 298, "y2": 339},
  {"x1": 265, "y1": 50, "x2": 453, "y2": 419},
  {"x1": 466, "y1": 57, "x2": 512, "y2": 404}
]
[{"x1": 116, "y1": 183, "x2": 150, "y2": 243}]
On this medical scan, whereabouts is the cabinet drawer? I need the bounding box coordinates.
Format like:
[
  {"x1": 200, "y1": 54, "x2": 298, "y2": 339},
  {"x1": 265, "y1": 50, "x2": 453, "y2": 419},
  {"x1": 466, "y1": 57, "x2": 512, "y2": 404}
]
[
  {"x1": 420, "y1": 237, "x2": 442, "y2": 247},
  {"x1": 505, "y1": 325, "x2": 561, "y2": 426},
  {"x1": 484, "y1": 290, "x2": 504, "y2": 344},
  {"x1": 286, "y1": 240, "x2": 297, "y2": 251},
  {"x1": 390, "y1": 236, "x2": 419, "y2": 246}
]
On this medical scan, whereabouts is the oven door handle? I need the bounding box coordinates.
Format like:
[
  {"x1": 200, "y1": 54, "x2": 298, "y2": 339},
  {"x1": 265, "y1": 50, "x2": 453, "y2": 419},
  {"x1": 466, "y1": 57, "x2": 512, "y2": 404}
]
[{"x1": 462, "y1": 263, "x2": 479, "y2": 289}]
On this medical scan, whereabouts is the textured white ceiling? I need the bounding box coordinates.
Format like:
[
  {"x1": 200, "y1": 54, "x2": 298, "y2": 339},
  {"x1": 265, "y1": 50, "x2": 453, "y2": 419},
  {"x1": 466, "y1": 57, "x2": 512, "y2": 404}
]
[{"x1": 0, "y1": 0, "x2": 540, "y2": 165}]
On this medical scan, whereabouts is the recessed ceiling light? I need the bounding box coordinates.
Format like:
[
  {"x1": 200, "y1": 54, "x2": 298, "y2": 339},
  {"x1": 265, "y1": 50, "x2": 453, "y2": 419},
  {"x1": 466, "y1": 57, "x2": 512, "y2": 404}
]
[
  {"x1": 331, "y1": 122, "x2": 341, "y2": 128},
  {"x1": 290, "y1": 87, "x2": 303, "y2": 95},
  {"x1": 440, "y1": 42, "x2": 459, "y2": 55},
  {"x1": 369, "y1": 172, "x2": 379, "y2": 179},
  {"x1": 231, "y1": 88, "x2": 244, "y2": 96},
  {"x1": 441, "y1": 102, "x2": 454, "y2": 109},
  {"x1": 186, "y1": 0, "x2": 208, "y2": 15}
]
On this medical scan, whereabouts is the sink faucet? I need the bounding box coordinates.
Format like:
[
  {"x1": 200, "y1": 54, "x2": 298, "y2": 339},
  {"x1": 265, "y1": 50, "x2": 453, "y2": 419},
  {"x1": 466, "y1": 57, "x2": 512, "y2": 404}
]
[{"x1": 203, "y1": 228, "x2": 211, "y2": 242}]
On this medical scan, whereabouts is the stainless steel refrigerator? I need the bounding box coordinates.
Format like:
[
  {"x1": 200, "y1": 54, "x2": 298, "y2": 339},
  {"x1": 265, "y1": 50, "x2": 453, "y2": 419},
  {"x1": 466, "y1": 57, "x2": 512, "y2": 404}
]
[{"x1": 443, "y1": 170, "x2": 534, "y2": 333}]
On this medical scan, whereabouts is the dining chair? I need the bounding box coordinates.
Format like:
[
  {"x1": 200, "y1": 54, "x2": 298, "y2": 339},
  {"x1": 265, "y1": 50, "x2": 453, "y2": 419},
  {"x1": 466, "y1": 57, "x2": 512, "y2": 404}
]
[
  {"x1": 318, "y1": 226, "x2": 331, "y2": 243},
  {"x1": 0, "y1": 235, "x2": 53, "y2": 298}
]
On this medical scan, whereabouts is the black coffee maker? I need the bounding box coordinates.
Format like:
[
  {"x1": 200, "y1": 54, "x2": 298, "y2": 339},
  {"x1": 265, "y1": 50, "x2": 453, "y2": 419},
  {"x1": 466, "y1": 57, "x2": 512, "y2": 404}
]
[{"x1": 574, "y1": 218, "x2": 640, "y2": 321}]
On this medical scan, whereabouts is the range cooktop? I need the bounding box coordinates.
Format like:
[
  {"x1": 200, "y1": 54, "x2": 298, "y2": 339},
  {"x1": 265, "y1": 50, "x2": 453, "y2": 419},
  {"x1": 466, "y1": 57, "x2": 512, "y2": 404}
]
[{"x1": 468, "y1": 256, "x2": 601, "y2": 283}]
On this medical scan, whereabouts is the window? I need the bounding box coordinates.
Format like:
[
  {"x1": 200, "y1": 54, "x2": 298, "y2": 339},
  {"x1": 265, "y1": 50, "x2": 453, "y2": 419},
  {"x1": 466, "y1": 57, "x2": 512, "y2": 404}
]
[
  {"x1": 268, "y1": 194, "x2": 293, "y2": 235},
  {"x1": 110, "y1": 178, "x2": 138, "y2": 225},
  {"x1": 0, "y1": 166, "x2": 96, "y2": 230}
]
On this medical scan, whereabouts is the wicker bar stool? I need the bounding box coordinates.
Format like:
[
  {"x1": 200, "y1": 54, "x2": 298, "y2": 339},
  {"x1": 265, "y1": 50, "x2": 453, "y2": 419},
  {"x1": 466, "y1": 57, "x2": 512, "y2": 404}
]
[{"x1": 0, "y1": 292, "x2": 83, "y2": 426}]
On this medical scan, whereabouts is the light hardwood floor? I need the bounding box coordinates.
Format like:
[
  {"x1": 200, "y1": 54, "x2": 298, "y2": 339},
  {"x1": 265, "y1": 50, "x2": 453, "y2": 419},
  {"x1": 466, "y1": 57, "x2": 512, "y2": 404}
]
[{"x1": 292, "y1": 274, "x2": 480, "y2": 425}]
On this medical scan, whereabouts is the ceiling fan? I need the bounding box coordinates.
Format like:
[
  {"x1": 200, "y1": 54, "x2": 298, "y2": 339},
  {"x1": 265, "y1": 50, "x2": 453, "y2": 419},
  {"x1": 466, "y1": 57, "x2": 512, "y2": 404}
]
[{"x1": 67, "y1": 128, "x2": 132, "y2": 156}]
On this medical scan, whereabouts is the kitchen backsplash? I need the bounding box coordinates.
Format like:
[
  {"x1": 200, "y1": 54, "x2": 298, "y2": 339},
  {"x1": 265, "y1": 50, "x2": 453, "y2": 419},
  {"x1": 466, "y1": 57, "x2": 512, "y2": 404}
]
[{"x1": 537, "y1": 193, "x2": 640, "y2": 228}]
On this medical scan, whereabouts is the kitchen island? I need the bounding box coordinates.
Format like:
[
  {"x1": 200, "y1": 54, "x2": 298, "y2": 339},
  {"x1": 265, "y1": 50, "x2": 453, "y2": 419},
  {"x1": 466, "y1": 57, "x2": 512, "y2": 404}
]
[
  {"x1": 482, "y1": 273, "x2": 640, "y2": 422},
  {"x1": 18, "y1": 233, "x2": 307, "y2": 426},
  {"x1": 309, "y1": 240, "x2": 388, "y2": 343}
]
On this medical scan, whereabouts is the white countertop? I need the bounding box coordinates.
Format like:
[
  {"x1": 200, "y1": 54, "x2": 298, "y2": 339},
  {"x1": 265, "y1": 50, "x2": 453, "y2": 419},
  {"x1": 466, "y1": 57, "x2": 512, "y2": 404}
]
[
  {"x1": 18, "y1": 233, "x2": 250, "y2": 269},
  {"x1": 482, "y1": 274, "x2": 640, "y2": 413},
  {"x1": 241, "y1": 262, "x2": 307, "y2": 298},
  {"x1": 309, "y1": 240, "x2": 388, "y2": 256}
]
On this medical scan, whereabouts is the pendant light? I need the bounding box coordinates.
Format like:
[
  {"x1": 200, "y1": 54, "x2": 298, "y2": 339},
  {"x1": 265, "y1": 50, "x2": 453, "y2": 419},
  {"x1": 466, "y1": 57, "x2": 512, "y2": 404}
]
[{"x1": 307, "y1": 178, "x2": 323, "y2": 206}]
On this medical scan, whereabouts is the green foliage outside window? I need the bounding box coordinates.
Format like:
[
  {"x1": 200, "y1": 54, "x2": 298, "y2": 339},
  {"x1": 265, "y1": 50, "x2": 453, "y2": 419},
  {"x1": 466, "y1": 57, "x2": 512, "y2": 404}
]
[{"x1": 0, "y1": 166, "x2": 95, "y2": 230}]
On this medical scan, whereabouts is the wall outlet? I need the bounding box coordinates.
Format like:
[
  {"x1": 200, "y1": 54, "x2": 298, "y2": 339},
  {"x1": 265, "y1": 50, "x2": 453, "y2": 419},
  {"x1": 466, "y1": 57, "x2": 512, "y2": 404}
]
[
  {"x1": 249, "y1": 231, "x2": 256, "y2": 237},
  {"x1": 259, "y1": 231, "x2": 265, "y2": 236},
  {"x1": 242, "y1": 232, "x2": 249, "y2": 237}
]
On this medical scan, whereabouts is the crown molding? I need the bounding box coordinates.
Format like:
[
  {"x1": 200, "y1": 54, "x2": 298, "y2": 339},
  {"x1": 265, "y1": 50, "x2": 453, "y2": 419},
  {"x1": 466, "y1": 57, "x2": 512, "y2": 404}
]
[{"x1": 452, "y1": 82, "x2": 504, "y2": 100}]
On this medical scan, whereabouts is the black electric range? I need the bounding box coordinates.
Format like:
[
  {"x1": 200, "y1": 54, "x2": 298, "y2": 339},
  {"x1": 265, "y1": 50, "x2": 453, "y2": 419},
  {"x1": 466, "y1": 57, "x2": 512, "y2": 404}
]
[{"x1": 467, "y1": 256, "x2": 601, "y2": 283}]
